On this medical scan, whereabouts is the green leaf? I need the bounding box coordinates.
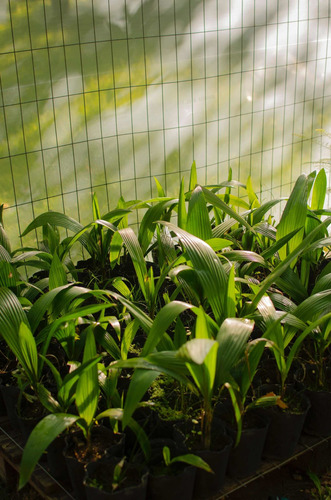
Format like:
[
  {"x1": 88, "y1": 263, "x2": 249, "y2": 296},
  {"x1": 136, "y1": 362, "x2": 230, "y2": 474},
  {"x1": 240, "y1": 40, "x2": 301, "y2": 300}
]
[
  {"x1": 0, "y1": 205, "x2": 11, "y2": 253},
  {"x1": 178, "y1": 338, "x2": 217, "y2": 365},
  {"x1": 311, "y1": 169, "x2": 327, "y2": 213},
  {"x1": 142, "y1": 301, "x2": 194, "y2": 356},
  {"x1": 223, "y1": 250, "x2": 266, "y2": 265},
  {"x1": 109, "y1": 231, "x2": 123, "y2": 267},
  {"x1": 293, "y1": 290, "x2": 331, "y2": 323},
  {"x1": 161, "y1": 222, "x2": 228, "y2": 323},
  {"x1": 119, "y1": 228, "x2": 148, "y2": 299},
  {"x1": 183, "y1": 341, "x2": 218, "y2": 404},
  {"x1": 187, "y1": 186, "x2": 212, "y2": 241},
  {"x1": 201, "y1": 187, "x2": 253, "y2": 232},
  {"x1": 215, "y1": 318, "x2": 254, "y2": 386},
  {"x1": 49, "y1": 253, "x2": 67, "y2": 290},
  {"x1": 246, "y1": 176, "x2": 259, "y2": 207},
  {"x1": 189, "y1": 161, "x2": 197, "y2": 191},
  {"x1": 123, "y1": 369, "x2": 160, "y2": 429},
  {"x1": 178, "y1": 177, "x2": 187, "y2": 230},
  {"x1": 261, "y1": 228, "x2": 300, "y2": 260},
  {"x1": 312, "y1": 273, "x2": 331, "y2": 294},
  {"x1": 165, "y1": 447, "x2": 213, "y2": 472},
  {"x1": 194, "y1": 307, "x2": 212, "y2": 339},
  {"x1": 27, "y1": 284, "x2": 73, "y2": 333},
  {"x1": 138, "y1": 199, "x2": 176, "y2": 254},
  {"x1": 171, "y1": 265, "x2": 203, "y2": 305},
  {"x1": 19, "y1": 414, "x2": 78, "y2": 489},
  {"x1": 226, "y1": 264, "x2": 236, "y2": 318},
  {"x1": 0, "y1": 244, "x2": 11, "y2": 262},
  {"x1": 0, "y1": 261, "x2": 18, "y2": 287},
  {"x1": 36, "y1": 383, "x2": 62, "y2": 413},
  {"x1": 174, "y1": 317, "x2": 187, "y2": 349},
  {"x1": 22, "y1": 212, "x2": 90, "y2": 250},
  {"x1": 225, "y1": 383, "x2": 242, "y2": 446},
  {"x1": 286, "y1": 311, "x2": 331, "y2": 377},
  {"x1": 95, "y1": 326, "x2": 121, "y2": 360},
  {"x1": 58, "y1": 356, "x2": 102, "y2": 410},
  {"x1": 0, "y1": 287, "x2": 29, "y2": 363},
  {"x1": 154, "y1": 177, "x2": 166, "y2": 197},
  {"x1": 121, "y1": 319, "x2": 140, "y2": 360},
  {"x1": 276, "y1": 175, "x2": 309, "y2": 261},
  {"x1": 18, "y1": 322, "x2": 39, "y2": 386},
  {"x1": 75, "y1": 326, "x2": 99, "y2": 428},
  {"x1": 110, "y1": 292, "x2": 153, "y2": 333},
  {"x1": 250, "y1": 217, "x2": 331, "y2": 311}
]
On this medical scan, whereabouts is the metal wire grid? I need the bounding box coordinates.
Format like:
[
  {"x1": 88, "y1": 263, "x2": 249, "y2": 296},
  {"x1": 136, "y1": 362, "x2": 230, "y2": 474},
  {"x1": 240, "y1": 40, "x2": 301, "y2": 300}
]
[{"x1": 0, "y1": 0, "x2": 330, "y2": 247}]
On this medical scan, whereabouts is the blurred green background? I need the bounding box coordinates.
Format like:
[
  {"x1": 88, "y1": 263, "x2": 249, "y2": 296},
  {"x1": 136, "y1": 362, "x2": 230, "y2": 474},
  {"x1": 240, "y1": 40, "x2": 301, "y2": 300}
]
[{"x1": 1, "y1": 0, "x2": 330, "y2": 248}]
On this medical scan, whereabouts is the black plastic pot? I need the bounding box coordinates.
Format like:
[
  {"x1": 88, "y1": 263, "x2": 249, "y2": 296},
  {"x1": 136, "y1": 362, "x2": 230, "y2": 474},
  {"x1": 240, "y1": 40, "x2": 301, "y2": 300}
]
[
  {"x1": 148, "y1": 465, "x2": 196, "y2": 500},
  {"x1": 303, "y1": 389, "x2": 331, "y2": 437},
  {"x1": 225, "y1": 412, "x2": 269, "y2": 478},
  {"x1": 192, "y1": 434, "x2": 232, "y2": 499},
  {"x1": 0, "y1": 381, "x2": 20, "y2": 430},
  {"x1": 64, "y1": 427, "x2": 125, "y2": 500},
  {"x1": 16, "y1": 400, "x2": 46, "y2": 443},
  {"x1": 84, "y1": 459, "x2": 148, "y2": 500},
  {"x1": 46, "y1": 435, "x2": 70, "y2": 482},
  {"x1": 258, "y1": 385, "x2": 310, "y2": 460}
]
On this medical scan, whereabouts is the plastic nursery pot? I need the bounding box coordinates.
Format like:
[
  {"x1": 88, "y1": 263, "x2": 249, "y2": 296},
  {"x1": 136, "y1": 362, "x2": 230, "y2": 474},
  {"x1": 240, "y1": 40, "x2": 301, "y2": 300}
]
[
  {"x1": 303, "y1": 389, "x2": 331, "y2": 437},
  {"x1": 16, "y1": 399, "x2": 47, "y2": 444},
  {"x1": 224, "y1": 411, "x2": 270, "y2": 479},
  {"x1": 148, "y1": 464, "x2": 196, "y2": 500},
  {"x1": 295, "y1": 365, "x2": 331, "y2": 437},
  {"x1": 140, "y1": 437, "x2": 195, "y2": 500},
  {"x1": 64, "y1": 426, "x2": 125, "y2": 500},
  {"x1": 0, "y1": 377, "x2": 20, "y2": 430},
  {"x1": 46, "y1": 435, "x2": 70, "y2": 483},
  {"x1": 192, "y1": 433, "x2": 233, "y2": 499},
  {"x1": 84, "y1": 458, "x2": 148, "y2": 500},
  {"x1": 257, "y1": 385, "x2": 311, "y2": 461}
]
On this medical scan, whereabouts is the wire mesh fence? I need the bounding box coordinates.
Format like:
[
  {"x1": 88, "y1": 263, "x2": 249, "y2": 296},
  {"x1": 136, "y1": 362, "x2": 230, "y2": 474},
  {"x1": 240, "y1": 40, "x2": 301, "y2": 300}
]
[{"x1": 1, "y1": 0, "x2": 330, "y2": 248}]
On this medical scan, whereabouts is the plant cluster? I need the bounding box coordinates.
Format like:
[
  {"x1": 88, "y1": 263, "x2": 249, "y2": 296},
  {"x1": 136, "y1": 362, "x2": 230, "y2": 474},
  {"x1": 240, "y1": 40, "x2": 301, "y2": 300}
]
[{"x1": 0, "y1": 163, "x2": 330, "y2": 492}]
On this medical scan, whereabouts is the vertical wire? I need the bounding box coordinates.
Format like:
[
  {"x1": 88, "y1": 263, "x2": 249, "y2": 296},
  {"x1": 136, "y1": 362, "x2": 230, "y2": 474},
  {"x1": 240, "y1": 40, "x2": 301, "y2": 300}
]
[
  {"x1": 174, "y1": 0, "x2": 181, "y2": 185},
  {"x1": 7, "y1": 1, "x2": 35, "y2": 226},
  {"x1": 270, "y1": 0, "x2": 280, "y2": 199},
  {"x1": 0, "y1": 76, "x2": 21, "y2": 244},
  {"x1": 42, "y1": 0, "x2": 65, "y2": 214},
  {"x1": 279, "y1": 0, "x2": 291, "y2": 196},
  {"x1": 216, "y1": 0, "x2": 220, "y2": 184},
  {"x1": 124, "y1": 0, "x2": 138, "y2": 224},
  {"x1": 108, "y1": 1, "x2": 123, "y2": 199},
  {"x1": 309, "y1": 2, "x2": 321, "y2": 169},
  {"x1": 141, "y1": 0, "x2": 153, "y2": 198},
  {"x1": 92, "y1": 0, "x2": 110, "y2": 211},
  {"x1": 25, "y1": 0, "x2": 50, "y2": 218},
  {"x1": 157, "y1": 0, "x2": 167, "y2": 193},
  {"x1": 249, "y1": 0, "x2": 256, "y2": 180},
  {"x1": 74, "y1": 0, "x2": 93, "y2": 208},
  {"x1": 238, "y1": 0, "x2": 243, "y2": 183},
  {"x1": 189, "y1": 0, "x2": 195, "y2": 168},
  {"x1": 260, "y1": 1, "x2": 268, "y2": 195},
  {"x1": 320, "y1": 2, "x2": 331, "y2": 171},
  {"x1": 58, "y1": 0, "x2": 81, "y2": 223},
  {"x1": 228, "y1": 1, "x2": 232, "y2": 177},
  {"x1": 288, "y1": 0, "x2": 300, "y2": 179},
  {"x1": 203, "y1": 0, "x2": 207, "y2": 184}
]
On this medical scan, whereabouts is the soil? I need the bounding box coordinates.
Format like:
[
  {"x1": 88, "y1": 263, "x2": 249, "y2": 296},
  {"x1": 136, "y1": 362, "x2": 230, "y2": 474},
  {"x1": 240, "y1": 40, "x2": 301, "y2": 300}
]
[{"x1": 65, "y1": 427, "x2": 123, "y2": 464}]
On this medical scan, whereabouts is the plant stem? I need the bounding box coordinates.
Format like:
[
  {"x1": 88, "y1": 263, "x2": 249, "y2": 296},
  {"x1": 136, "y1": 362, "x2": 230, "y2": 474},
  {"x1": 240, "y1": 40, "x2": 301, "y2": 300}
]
[{"x1": 202, "y1": 402, "x2": 213, "y2": 450}]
